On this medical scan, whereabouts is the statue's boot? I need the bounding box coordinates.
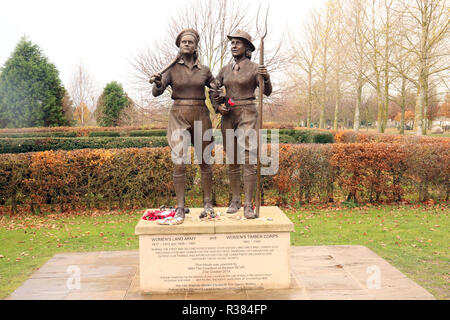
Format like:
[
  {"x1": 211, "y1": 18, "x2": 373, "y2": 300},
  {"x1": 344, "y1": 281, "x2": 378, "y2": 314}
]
[
  {"x1": 199, "y1": 166, "x2": 215, "y2": 219},
  {"x1": 173, "y1": 166, "x2": 186, "y2": 223},
  {"x1": 227, "y1": 201, "x2": 241, "y2": 214},
  {"x1": 226, "y1": 165, "x2": 241, "y2": 214},
  {"x1": 243, "y1": 172, "x2": 257, "y2": 219},
  {"x1": 173, "y1": 207, "x2": 185, "y2": 224}
]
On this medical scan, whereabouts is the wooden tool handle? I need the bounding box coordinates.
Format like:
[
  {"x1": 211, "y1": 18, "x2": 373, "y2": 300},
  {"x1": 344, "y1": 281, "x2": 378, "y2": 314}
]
[{"x1": 149, "y1": 53, "x2": 181, "y2": 84}]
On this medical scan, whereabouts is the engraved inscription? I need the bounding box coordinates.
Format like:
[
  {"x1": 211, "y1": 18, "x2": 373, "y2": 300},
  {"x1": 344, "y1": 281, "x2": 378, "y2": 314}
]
[{"x1": 140, "y1": 232, "x2": 290, "y2": 292}]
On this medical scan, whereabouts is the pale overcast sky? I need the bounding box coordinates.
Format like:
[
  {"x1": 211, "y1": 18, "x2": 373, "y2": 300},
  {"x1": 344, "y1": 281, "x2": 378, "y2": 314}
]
[{"x1": 0, "y1": 0, "x2": 322, "y2": 99}]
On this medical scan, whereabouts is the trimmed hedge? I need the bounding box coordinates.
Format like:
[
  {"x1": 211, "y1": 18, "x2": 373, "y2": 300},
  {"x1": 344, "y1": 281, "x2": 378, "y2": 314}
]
[
  {"x1": 313, "y1": 132, "x2": 334, "y2": 144},
  {"x1": 129, "y1": 130, "x2": 167, "y2": 137},
  {"x1": 0, "y1": 132, "x2": 77, "y2": 138},
  {"x1": 88, "y1": 131, "x2": 122, "y2": 137},
  {"x1": 0, "y1": 137, "x2": 168, "y2": 153},
  {"x1": 333, "y1": 130, "x2": 448, "y2": 144},
  {"x1": 0, "y1": 125, "x2": 167, "y2": 134},
  {"x1": 272, "y1": 134, "x2": 297, "y2": 144},
  {"x1": 0, "y1": 130, "x2": 335, "y2": 154},
  {"x1": 0, "y1": 142, "x2": 448, "y2": 214},
  {"x1": 2, "y1": 125, "x2": 446, "y2": 144},
  {"x1": 0, "y1": 127, "x2": 447, "y2": 154},
  {"x1": 269, "y1": 129, "x2": 334, "y2": 144}
]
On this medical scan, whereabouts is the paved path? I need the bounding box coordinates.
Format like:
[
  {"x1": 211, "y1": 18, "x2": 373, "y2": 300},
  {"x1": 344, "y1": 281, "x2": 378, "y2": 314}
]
[{"x1": 6, "y1": 245, "x2": 434, "y2": 300}]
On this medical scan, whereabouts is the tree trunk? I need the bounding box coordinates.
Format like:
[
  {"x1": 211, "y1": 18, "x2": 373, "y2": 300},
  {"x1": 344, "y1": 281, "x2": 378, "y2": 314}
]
[
  {"x1": 354, "y1": 75, "x2": 362, "y2": 132},
  {"x1": 382, "y1": 2, "x2": 391, "y2": 133},
  {"x1": 376, "y1": 85, "x2": 383, "y2": 133},
  {"x1": 333, "y1": 96, "x2": 339, "y2": 130},
  {"x1": 422, "y1": 67, "x2": 429, "y2": 135},
  {"x1": 307, "y1": 70, "x2": 312, "y2": 128},
  {"x1": 415, "y1": 81, "x2": 424, "y2": 136},
  {"x1": 400, "y1": 77, "x2": 406, "y2": 134},
  {"x1": 334, "y1": 67, "x2": 340, "y2": 130},
  {"x1": 319, "y1": 44, "x2": 328, "y2": 129},
  {"x1": 382, "y1": 65, "x2": 389, "y2": 132},
  {"x1": 416, "y1": 1, "x2": 429, "y2": 136}
]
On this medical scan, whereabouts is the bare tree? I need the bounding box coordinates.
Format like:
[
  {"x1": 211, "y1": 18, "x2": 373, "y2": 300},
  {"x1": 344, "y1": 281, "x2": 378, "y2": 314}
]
[
  {"x1": 289, "y1": 9, "x2": 321, "y2": 128},
  {"x1": 287, "y1": 0, "x2": 449, "y2": 135},
  {"x1": 329, "y1": 0, "x2": 349, "y2": 130},
  {"x1": 391, "y1": 0, "x2": 449, "y2": 135},
  {"x1": 317, "y1": 2, "x2": 333, "y2": 129},
  {"x1": 389, "y1": 5, "x2": 418, "y2": 134},
  {"x1": 381, "y1": 0, "x2": 395, "y2": 132},
  {"x1": 360, "y1": 0, "x2": 395, "y2": 133},
  {"x1": 363, "y1": 0, "x2": 385, "y2": 132},
  {"x1": 344, "y1": 0, "x2": 370, "y2": 132},
  {"x1": 68, "y1": 64, "x2": 99, "y2": 126}
]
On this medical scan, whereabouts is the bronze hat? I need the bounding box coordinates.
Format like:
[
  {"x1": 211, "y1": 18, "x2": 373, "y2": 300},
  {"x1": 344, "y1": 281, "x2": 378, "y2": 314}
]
[
  {"x1": 176, "y1": 28, "x2": 200, "y2": 48},
  {"x1": 227, "y1": 29, "x2": 255, "y2": 52}
]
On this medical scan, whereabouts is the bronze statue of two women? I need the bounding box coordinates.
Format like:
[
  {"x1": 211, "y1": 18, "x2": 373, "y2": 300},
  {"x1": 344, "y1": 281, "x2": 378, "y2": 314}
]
[{"x1": 151, "y1": 28, "x2": 272, "y2": 225}]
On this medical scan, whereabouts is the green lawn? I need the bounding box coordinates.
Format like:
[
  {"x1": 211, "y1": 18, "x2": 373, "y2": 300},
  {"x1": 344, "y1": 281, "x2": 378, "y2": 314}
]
[{"x1": 0, "y1": 203, "x2": 448, "y2": 300}]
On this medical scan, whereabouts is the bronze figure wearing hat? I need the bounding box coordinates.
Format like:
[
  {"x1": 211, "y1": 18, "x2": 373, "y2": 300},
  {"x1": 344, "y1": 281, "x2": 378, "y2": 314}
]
[
  {"x1": 151, "y1": 28, "x2": 216, "y2": 224},
  {"x1": 211, "y1": 29, "x2": 272, "y2": 219}
]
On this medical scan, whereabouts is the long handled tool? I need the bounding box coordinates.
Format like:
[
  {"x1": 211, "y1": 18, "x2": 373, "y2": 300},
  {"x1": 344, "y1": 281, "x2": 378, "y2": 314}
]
[
  {"x1": 149, "y1": 52, "x2": 182, "y2": 84},
  {"x1": 255, "y1": 6, "x2": 269, "y2": 218}
]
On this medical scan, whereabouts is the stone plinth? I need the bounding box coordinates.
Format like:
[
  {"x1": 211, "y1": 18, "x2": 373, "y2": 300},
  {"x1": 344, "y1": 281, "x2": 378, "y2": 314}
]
[{"x1": 135, "y1": 206, "x2": 295, "y2": 293}]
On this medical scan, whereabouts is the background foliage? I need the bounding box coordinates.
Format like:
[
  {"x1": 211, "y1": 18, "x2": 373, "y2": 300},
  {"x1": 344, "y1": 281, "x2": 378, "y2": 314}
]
[
  {"x1": 0, "y1": 142, "x2": 448, "y2": 214},
  {"x1": 0, "y1": 38, "x2": 70, "y2": 128}
]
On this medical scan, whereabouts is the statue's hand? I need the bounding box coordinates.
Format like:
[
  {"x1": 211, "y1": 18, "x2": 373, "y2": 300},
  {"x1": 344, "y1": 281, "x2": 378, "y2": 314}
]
[
  {"x1": 257, "y1": 65, "x2": 269, "y2": 80},
  {"x1": 217, "y1": 104, "x2": 229, "y2": 115},
  {"x1": 209, "y1": 86, "x2": 225, "y2": 105},
  {"x1": 214, "y1": 95, "x2": 225, "y2": 104},
  {"x1": 151, "y1": 73, "x2": 162, "y2": 87}
]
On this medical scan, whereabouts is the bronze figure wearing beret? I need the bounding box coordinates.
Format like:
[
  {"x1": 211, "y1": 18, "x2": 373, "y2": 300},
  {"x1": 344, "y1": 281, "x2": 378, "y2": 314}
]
[{"x1": 152, "y1": 28, "x2": 216, "y2": 224}]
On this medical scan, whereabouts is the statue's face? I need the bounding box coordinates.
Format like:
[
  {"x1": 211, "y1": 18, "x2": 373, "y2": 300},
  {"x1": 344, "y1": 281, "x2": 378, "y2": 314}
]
[
  {"x1": 231, "y1": 38, "x2": 246, "y2": 58},
  {"x1": 180, "y1": 34, "x2": 197, "y2": 55}
]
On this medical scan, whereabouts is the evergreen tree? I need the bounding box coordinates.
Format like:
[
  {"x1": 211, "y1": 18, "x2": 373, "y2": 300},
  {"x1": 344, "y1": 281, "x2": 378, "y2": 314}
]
[
  {"x1": 95, "y1": 81, "x2": 130, "y2": 127},
  {"x1": 0, "y1": 37, "x2": 69, "y2": 128},
  {"x1": 62, "y1": 89, "x2": 76, "y2": 126}
]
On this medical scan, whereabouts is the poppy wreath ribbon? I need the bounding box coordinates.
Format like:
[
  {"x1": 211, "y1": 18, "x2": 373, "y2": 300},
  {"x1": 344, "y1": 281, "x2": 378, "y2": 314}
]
[{"x1": 141, "y1": 209, "x2": 176, "y2": 221}]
